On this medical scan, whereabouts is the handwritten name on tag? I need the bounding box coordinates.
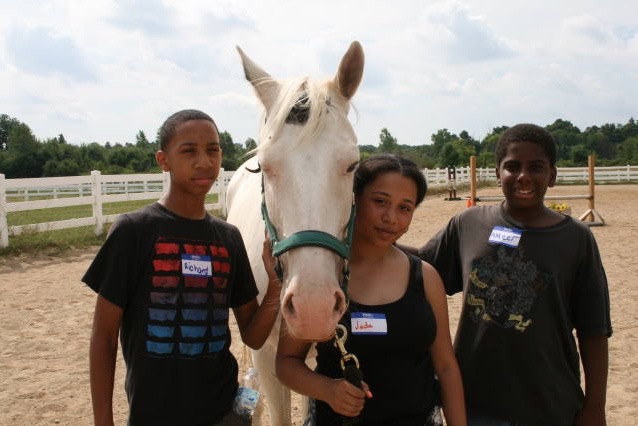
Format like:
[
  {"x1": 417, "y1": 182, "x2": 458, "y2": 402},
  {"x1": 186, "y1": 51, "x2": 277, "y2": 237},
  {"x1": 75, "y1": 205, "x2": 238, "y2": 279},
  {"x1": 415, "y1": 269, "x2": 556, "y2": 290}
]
[
  {"x1": 181, "y1": 254, "x2": 212, "y2": 277},
  {"x1": 488, "y1": 226, "x2": 522, "y2": 248},
  {"x1": 351, "y1": 312, "x2": 387, "y2": 335}
]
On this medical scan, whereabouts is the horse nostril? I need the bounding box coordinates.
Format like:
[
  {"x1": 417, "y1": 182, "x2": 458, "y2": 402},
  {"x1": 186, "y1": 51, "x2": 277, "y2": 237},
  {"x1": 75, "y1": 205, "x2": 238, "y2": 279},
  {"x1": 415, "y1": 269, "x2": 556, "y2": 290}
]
[{"x1": 284, "y1": 295, "x2": 295, "y2": 316}]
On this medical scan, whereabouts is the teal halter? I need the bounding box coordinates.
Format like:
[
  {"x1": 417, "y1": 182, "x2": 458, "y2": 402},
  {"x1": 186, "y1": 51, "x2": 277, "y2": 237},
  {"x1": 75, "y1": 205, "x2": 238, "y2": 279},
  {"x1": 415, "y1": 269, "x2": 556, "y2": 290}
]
[{"x1": 262, "y1": 196, "x2": 356, "y2": 259}]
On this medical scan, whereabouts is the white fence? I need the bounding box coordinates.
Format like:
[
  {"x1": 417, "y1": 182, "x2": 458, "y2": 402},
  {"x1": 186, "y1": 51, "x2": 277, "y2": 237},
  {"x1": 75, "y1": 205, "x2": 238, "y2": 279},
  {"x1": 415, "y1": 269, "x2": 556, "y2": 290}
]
[
  {"x1": 423, "y1": 164, "x2": 638, "y2": 185},
  {"x1": 1, "y1": 165, "x2": 637, "y2": 247},
  {"x1": 0, "y1": 170, "x2": 234, "y2": 248}
]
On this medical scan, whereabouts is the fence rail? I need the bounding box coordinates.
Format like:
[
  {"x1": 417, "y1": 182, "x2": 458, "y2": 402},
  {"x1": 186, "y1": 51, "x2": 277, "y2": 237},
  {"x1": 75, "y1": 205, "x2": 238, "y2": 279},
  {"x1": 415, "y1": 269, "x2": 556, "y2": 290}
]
[
  {"x1": 423, "y1": 164, "x2": 638, "y2": 185},
  {"x1": 1, "y1": 165, "x2": 636, "y2": 247},
  {"x1": 0, "y1": 170, "x2": 234, "y2": 248}
]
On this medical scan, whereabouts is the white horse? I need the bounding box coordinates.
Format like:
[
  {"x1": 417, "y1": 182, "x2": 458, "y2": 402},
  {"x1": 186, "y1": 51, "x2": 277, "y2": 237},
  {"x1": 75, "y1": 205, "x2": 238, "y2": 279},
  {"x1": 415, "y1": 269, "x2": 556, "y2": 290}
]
[{"x1": 226, "y1": 41, "x2": 364, "y2": 425}]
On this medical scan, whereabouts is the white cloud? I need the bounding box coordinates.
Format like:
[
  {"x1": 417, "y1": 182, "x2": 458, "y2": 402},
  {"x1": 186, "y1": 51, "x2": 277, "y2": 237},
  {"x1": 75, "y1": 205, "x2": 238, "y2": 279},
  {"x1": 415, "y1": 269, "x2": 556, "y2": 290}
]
[{"x1": 0, "y1": 0, "x2": 636, "y2": 148}]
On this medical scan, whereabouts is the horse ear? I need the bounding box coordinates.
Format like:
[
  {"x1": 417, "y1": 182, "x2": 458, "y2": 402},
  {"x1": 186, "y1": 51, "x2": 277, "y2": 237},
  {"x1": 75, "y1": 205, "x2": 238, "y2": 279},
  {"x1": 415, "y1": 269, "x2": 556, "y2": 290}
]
[
  {"x1": 334, "y1": 41, "x2": 364, "y2": 100},
  {"x1": 236, "y1": 46, "x2": 280, "y2": 111}
]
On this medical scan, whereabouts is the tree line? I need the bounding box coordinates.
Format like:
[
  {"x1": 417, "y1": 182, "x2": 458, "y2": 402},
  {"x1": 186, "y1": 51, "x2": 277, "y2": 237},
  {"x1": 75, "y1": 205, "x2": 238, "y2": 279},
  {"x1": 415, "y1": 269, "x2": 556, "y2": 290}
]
[{"x1": 0, "y1": 113, "x2": 636, "y2": 179}]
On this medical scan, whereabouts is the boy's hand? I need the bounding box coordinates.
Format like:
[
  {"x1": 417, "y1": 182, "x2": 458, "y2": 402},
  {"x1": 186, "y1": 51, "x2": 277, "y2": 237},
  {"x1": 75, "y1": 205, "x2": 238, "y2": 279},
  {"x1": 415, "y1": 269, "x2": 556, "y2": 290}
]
[{"x1": 262, "y1": 237, "x2": 281, "y2": 287}]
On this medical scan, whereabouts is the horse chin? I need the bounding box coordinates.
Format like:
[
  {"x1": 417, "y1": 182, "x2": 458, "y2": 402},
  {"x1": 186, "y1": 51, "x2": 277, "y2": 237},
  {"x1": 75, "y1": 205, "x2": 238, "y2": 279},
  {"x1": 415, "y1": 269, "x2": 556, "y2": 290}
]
[{"x1": 284, "y1": 320, "x2": 338, "y2": 343}]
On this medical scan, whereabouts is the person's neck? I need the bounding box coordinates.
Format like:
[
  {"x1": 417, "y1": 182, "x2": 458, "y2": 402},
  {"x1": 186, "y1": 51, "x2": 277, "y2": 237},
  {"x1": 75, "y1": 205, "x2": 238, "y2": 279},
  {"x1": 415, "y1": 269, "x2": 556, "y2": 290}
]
[
  {"x1": 349, "y1": 240, "x2": 394, "y2": 266},
  {"x1": 159, "y1": 193, "x2": 207, "y2": 220},
  {"x1": 503, "y1": 201, "x2": 563, "y2": 228}
]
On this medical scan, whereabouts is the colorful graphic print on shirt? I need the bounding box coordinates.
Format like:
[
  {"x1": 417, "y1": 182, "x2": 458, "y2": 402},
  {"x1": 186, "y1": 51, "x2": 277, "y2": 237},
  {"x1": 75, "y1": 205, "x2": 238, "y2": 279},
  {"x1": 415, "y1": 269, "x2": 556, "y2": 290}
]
[
  {"x1": 468, "y1": 246, "x2": 549, "y2": 332},
  {"x1": 147, "y1": 238, "x2": 231, "y2": 357}
]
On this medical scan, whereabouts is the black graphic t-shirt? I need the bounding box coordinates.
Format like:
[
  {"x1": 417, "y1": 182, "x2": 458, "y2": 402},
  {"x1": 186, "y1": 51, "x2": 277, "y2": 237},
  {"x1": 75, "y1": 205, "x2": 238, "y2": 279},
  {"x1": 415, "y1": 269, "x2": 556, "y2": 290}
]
[
  {"x1": 419, "y1": 202, "x2": 612, "y2": 426},
  {"x1": 83, "y1": 203, "x2": 257, "y2": 425}
]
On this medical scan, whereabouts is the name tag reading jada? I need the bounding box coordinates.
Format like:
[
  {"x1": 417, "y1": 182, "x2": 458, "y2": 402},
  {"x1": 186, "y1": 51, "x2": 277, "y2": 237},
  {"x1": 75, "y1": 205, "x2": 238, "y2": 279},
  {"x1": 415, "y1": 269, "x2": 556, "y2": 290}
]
[
  {"x1": 488, "y1": 226, "x2": 522, "y2": 248},
  {"x1": 181, "y1": 254, "x2": 212, "y2": 277},
  {"x1": 351, "y1": 312, "x2": 387, "y2": 335}
]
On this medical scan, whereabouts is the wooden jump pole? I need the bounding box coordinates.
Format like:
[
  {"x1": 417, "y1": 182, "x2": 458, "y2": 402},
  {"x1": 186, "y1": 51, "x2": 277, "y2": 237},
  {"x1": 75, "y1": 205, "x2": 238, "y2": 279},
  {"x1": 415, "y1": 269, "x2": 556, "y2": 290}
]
[
  {"x1": 577, "y1": 155, "x2": 605, "y2": 226},
  {"x1": 468, "y1": 154, "x2": 605, "y2": 226}
]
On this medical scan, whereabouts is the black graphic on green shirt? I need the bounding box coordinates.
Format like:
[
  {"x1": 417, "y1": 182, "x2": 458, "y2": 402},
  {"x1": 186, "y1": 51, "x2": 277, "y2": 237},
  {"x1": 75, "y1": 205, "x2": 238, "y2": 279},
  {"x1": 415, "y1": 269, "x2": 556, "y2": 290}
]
[{"x1": 468, "y1": 246, "x2": 547, "y2": 332}]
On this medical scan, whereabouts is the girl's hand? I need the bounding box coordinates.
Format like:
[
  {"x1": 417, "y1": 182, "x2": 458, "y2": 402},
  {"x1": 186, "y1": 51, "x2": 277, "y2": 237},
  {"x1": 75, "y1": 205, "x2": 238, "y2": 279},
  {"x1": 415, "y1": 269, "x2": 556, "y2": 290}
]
[{"x1": 325, "y1": 379, "x2": 371, "y2": 417}]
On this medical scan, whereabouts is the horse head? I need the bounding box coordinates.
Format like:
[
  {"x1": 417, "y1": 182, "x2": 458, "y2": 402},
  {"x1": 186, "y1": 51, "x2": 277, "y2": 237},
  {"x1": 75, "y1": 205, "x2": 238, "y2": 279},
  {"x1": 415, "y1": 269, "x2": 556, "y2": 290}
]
[{"x1": 237, "y1": 42, "x2": 364, "y2": 341}]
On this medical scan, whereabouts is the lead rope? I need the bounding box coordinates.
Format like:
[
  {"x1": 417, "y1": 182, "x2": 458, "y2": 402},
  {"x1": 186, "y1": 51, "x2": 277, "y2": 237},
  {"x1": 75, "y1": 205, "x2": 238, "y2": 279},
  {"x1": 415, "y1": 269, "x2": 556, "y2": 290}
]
[{"x1": 334, "y1": 324, "x2": 363, "y2": 425}]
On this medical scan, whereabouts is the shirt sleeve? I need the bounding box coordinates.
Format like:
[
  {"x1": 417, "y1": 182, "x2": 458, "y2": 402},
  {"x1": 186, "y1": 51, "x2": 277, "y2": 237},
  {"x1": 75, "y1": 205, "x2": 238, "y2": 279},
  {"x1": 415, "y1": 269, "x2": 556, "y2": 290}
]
[
  {"x1": 418, "y1": 215, "x2": 464, "y2": 296},
  {"x1": 228, "y1": 227, "x2": 259, "y2": 308},
  {"x1": 82, "y1": 215, "x2": 137, "y2": 309},
  {"x1": 571, "y1": 227, "x2": 613, "y2": 338}
]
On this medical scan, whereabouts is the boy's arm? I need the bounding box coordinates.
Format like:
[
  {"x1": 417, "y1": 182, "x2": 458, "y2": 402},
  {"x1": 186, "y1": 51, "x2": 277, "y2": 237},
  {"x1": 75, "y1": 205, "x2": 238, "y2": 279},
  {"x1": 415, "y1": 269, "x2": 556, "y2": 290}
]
[
  {"x1": 233, "y1": 239, "x2": 282, "y2": 349},
  {"x1": 233, "y1": 281, "x2": 280, "y2": 349},
  {"x1": 575, "y1": 334, "x2": 609, "y2": 426},
  {"x1": 89, "y1": 295, "x2": 123, "y2": 426}
]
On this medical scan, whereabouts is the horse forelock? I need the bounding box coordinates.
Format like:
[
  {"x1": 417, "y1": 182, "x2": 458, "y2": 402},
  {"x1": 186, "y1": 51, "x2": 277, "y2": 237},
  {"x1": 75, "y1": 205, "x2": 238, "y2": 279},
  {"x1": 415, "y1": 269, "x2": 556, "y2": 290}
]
[{"x1": 257, "y1": 77, "x2": 351, "y2": 153}]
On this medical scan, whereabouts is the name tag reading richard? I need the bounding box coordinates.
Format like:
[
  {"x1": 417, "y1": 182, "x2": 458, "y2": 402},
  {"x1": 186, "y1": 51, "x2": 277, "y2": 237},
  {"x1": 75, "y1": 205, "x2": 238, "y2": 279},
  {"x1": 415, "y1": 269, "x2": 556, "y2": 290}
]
[
  {"x1": 488, "y1": 226, "x2": 522, "y2": 248},
  {"x1": 181, "y1": 254, "x2": 212, "y2": 277},
  {"x1": 351, "y1": 312, "x2": 387, "y2": 335}
]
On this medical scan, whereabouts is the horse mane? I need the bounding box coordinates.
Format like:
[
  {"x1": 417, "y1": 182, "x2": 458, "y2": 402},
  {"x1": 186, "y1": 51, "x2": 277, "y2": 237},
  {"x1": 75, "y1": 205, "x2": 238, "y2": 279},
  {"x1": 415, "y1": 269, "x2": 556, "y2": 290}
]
[{"x1": 255, "y1": 77, "x2": 349, "y2": 152}]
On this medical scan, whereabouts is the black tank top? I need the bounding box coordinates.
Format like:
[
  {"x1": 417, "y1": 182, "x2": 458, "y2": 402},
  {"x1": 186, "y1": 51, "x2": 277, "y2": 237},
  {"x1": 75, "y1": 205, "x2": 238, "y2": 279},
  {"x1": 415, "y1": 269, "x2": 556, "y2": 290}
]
[{"x1": 314, "y1": 254, "x2": 438, "y2": 425}]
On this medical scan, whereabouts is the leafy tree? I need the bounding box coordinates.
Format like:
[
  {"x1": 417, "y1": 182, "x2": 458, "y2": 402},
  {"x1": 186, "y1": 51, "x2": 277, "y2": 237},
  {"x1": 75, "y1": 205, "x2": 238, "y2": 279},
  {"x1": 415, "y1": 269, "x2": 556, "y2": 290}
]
[
  {"x1": 430, "y1": 128, "x2": 457, "y2": 161},
  {"x1": 244, "y1": 138, "x2": 257, "y2": 152},
  {"x1": 476, "y1": 151, "x2": 496, "y2": 168},
  {"x1": 0, "y1": 114, "x2": 25, "y2": 151},
  {"x1": 135, "y1": 130, "x2": 151, "y2": 147},
  {"x1": 438, "y1": 143, "x2": 461, "y2": 168},
  {"x1": 219, "y1": 131, "x2": 248, "y2": 170},
  {"x1": 546, "y1": 119, "x2": 580, "y2": 134},
  {"x1": 378, "y1": 128, "x2": 398, "y2": 153},
  {"x1": 2, "y1": 113, "x2": 638, "y2": 178},
  {"x1": 618, "y1": 136, "x2": 638, "y2": 165},
  {"x1": 478, "y1": 130, "x2": 503, "y2": 167},
  {"x1": 2, "y1": 122, "x2": 43, "y2": 177},
  {"x1": 43, "y1": 158, "x2": 81, "y2": 176},
  {"x1": 105, "y1": 144, "x2": 135, "y2": 173},
  {"x1": 569, "y1": 144, "x2": 591, "y2": 166}
]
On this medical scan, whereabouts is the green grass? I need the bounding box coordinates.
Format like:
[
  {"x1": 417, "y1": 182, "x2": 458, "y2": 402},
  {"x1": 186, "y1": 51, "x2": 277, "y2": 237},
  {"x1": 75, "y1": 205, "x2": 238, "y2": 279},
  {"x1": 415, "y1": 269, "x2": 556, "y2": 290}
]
[
  {"x1": 6, "y1": 195, "x2": 219, "y2": 226},
  {"x1": 0, "y1": 225, "x2": 110, "y2": 257}
]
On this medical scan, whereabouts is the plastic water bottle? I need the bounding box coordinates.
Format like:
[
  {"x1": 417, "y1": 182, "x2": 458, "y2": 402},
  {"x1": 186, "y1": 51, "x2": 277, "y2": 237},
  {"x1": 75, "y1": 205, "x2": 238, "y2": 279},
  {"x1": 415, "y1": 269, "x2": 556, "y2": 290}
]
[{"x1": 233, "y1": 367, "x2": 260, "y2": 421}]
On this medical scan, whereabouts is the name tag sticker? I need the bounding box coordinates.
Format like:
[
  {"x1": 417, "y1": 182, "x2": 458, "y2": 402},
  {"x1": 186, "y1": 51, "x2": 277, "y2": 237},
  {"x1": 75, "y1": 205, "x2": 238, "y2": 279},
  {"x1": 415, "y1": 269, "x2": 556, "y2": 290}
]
[
  {"x1": 351, "y1": 312, "x2": 387, "y2": 335},
  {"x1": 181, "y1": 254, "x2": 212, "y2": 277},
  {"x1": 488, "y1": 226, "x2": 522, "y2": 248}
]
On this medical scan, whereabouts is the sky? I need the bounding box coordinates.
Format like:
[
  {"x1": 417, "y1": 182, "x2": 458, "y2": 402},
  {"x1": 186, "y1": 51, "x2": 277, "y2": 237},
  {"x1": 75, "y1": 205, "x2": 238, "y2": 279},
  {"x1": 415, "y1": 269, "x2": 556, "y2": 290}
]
[{"x1": 1, "y1": 0, "x2": 637, "y2": 148}]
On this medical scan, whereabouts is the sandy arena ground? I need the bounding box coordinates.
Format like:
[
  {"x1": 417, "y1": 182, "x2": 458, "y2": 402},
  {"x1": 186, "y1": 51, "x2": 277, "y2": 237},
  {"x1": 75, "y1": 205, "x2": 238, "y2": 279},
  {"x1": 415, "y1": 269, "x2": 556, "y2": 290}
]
[{"x1": 0, "y1": 184, "x2": 636, "y2": 425}]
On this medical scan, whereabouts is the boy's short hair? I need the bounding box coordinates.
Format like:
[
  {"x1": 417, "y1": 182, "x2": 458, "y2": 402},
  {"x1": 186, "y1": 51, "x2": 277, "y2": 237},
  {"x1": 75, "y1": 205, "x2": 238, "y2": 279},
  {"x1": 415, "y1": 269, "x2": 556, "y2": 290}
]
[
  {"x1": 495, "y1": 123, "x2": 557, "y2": 166},
  {"x1": 158, "y1": 109, "x2": 219, "y2": 150},
  {"x1": 354, "y1": 153, "x2": 427, "y2": 206}
]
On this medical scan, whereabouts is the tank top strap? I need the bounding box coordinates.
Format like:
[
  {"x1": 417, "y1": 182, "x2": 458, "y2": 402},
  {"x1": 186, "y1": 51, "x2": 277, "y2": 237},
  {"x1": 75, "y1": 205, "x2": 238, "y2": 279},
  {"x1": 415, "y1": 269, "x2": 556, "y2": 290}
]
[{"x1": 406, "y1": 253, "x2": 425, "y2": 299}]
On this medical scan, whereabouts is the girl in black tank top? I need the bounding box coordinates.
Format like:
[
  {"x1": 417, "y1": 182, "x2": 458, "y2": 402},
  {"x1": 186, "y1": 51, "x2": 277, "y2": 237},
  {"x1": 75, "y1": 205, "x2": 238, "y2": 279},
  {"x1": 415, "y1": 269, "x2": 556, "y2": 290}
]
[
  {"x1": 275, "y1": 155, "x2": 467, "y2": 426},
  {"x1": 314, "y1": 254, "x2": 441, "y2": 425}
]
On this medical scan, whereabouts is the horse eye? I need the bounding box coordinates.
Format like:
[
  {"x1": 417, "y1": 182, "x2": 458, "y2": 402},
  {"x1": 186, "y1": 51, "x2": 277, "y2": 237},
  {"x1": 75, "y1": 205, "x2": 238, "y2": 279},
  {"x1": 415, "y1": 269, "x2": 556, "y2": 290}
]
[{"x1": 346, "y1": 162, "x2": 359, "y2": 173}]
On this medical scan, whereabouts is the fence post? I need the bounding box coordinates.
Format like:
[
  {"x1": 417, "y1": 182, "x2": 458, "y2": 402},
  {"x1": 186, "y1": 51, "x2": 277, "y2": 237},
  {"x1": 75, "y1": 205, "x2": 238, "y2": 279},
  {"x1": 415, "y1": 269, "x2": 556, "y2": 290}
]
[
  {"x1": 91, "y1": 170, "x2": 104, "y2": 235},
  {"x1": 0, "y1": 174, "x2": 8, "y2": 248}
]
